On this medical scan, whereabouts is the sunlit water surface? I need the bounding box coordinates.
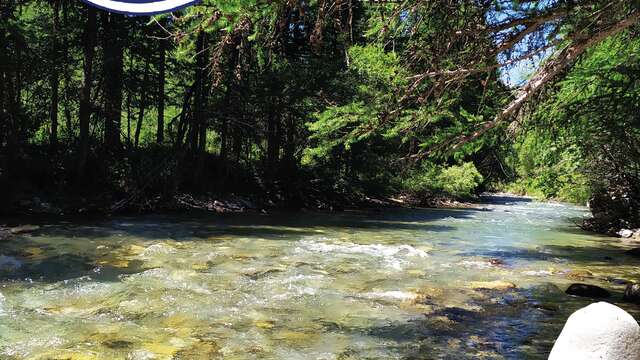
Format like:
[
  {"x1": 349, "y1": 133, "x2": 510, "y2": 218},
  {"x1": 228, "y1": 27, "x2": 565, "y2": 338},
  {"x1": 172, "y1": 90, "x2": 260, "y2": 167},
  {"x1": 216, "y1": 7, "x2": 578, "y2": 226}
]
[{"x1": 1, "y1": 195, "x2": 639, "y2": 359}]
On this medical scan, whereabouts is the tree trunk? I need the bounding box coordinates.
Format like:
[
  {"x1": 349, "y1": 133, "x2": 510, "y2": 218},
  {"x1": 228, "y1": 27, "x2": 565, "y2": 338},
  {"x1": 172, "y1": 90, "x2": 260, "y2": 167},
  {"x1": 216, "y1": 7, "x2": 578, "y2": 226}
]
[
  {"x1": 49, "y1": 73, "x2": 59, "y2": 148},
  {"x1": 157, "y1": 38, "x2": 166, "y2": 144},
  {"x1": 126, "y1": 57, "x2": 132, "y2": 146},
  {"x1": 61, "y1": 1, "x2": 72, "y2": 140},
  {"x1": 77, "y1": 6, "x2": 97, "y2": 177},
  {"x1": 232, "y1": 128, "x2": 243, "y2": 162},
  {"x1": 102, "y1": 12, "x2": 124, "y2": 150},
  {"x1": 49, "y1": 1, "x2": 60, "y2": 149},
  {"x1": 126, "y1": 90, "x2": 132, "y2": 145},
  {"x1": 283, "y1": 112, "x2": 296, "y2": 172},
  {"x1": 266, "y1": 94, "x2": 281, "y2": 176},
  {"x1": 191, "y1": 30, "x2": 207, "y2": 153},
  {"x1": 135, "y1": 54, "x2": 151, "y2": 148},
  {"x1": 174, "y1": 83, "x2": 194, "y2": 149},
  {"x1": 220, "y1": 115, "x2": 228, "y2": 159},
  {"x1": 266, "y1": 114, "x2": 280, "y2": 169},
  {"x1": 219, "y1": 91, "x2": 230, "y2": 161}
]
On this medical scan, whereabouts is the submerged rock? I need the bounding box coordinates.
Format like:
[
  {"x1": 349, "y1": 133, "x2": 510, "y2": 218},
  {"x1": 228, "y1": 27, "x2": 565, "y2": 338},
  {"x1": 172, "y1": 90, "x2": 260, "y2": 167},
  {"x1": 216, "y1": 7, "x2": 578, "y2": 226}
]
[
  {"x1": 23, "y1": 246, "x2": 46, "y2": 260},
  {"x1": 243, "y1": 268, "x2": 285, "y2": 280},
  {"x1": 254, "y1": 320, "x2": 276, "y2": 329},
  {"x1": 468, "y1": 280, "x2": 516, "y2": 291},
  {"x1": 96, "y1": 258, "x2": 130, "y2": 268},
  {"x1": 142, "y1": 342, "x2": 180, "y2": 357},
  {"x1": 32, "y1": 350, "x2": 97, "y2": 360},
  {"x1": 273, "y1": 330, "x2": 315, "y2": 345},
  {"x1": 532, "y1": 282, "x2": 563, "y2": 295},
  {"x1": 566, "y1": 269, "x2": 593, "y2": 280},
  {"x1": 415, "y1": 286, "x2": 445, "y2": 301},
  {"x1": 0, "y1": 255, "x2": 22, "y2": 271},
  {"x1": 605, "y1": 277, "x2": 631, "y2": 286},
  {"x1": 101, "y1": 339, "x2": 134, "y2": 350},
  {"x1": 623, "y1": 283, "x2": 640, "y2": 304},
  {"x1": 626, "y1": 248, "x2": 640, "y2": 258},
  {"x1": 565, "y1": 283, "x2": 610, "y2": 298},
  {"x1": 0, "y1": 228, "x2": 11, "y2": 241},
  {"x1": 175, "y1": 339, "x2": 220, "y2": 359},
  {"x1": 9, "y1": 224, "x2": 40, "y2": 235},
  {"x1": 532, "y1": 302, "x2": 559, "y2": 312},
  {"x1": 549, "y1": 302, "x2": 640, "y2": 360}
]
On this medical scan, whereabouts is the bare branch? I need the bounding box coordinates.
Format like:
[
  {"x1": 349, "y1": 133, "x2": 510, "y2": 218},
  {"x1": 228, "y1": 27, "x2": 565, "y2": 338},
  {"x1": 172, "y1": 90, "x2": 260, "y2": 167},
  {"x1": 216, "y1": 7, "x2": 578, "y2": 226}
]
[
  {"x1": 447, "y1": 10, "x2": 640, "y2": 151},
  {"x1": 407, "y1": 37, "x2": 562, "y2": 81},
  {"x1": 488, "y1": 7, "x2": 568, "y2": 34}
]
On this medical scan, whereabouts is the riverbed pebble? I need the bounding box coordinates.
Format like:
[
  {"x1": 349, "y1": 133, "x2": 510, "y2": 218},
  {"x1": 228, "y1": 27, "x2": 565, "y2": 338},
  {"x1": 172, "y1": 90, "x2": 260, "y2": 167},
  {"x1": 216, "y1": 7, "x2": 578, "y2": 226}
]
[{"x1": 549, "y1": 302, "x2": 640, "y2": 360}]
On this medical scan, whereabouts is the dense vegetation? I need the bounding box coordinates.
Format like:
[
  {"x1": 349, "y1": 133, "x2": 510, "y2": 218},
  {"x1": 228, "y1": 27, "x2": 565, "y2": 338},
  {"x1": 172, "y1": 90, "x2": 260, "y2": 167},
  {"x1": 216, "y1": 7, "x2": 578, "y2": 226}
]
[
  {"x1": 504, "y1": 32, "x2": 640, "y2": 233},
  {"x1": 1, "y1": 1, "x2": 638, "y2": 233}
]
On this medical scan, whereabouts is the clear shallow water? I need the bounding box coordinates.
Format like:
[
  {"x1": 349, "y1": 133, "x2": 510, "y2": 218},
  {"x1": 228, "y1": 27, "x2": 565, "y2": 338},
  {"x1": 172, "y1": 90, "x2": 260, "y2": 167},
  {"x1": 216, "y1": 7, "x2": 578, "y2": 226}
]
[{"x1": 1, "y1": 195, "x2": 639, "y2": 359}]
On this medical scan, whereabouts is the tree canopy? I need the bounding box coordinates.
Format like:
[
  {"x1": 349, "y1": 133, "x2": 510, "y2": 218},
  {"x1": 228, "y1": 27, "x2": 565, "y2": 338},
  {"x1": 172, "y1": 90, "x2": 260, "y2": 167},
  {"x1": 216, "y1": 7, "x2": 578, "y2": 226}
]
[{"x1": 0, "y1": 0, "x2": 638, "y2": 231}]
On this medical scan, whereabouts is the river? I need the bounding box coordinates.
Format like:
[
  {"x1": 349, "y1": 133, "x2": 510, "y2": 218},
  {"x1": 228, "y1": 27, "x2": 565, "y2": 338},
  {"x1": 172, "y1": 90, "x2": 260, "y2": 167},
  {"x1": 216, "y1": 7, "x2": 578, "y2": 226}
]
[{"x1": 0, "y1": 195, "x2": 638, "y2": 359}]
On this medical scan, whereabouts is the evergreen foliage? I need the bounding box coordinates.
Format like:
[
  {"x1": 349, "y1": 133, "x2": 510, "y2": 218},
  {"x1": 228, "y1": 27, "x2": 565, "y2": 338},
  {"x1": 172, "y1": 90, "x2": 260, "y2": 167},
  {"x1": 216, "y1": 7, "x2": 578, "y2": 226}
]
[
  {"x1": 506, "y1": 31, "x2": 640, "y2": 231},
  {"x1": 0, "y1": 0, "x2": 638, "y2": 232}
]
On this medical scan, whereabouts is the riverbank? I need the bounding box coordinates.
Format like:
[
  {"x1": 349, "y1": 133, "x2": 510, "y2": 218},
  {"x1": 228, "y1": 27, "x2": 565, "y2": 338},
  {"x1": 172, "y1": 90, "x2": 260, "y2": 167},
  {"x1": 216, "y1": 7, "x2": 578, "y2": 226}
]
[
  {"x1": 7, "y1": 187, "x2": 633, "y2": 242},
  {"x1": 2, "y1": 186, "x2": 487, "y2": 217}
]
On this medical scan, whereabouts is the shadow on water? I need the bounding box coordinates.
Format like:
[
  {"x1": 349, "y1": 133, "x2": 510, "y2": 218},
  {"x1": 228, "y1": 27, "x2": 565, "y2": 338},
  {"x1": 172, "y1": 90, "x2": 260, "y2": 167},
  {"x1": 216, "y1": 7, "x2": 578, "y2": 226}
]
[
  {"x1": 6, "y1": 207, "x2": 477, "y2": 241},
  {"x1": 341, "y1": 283, "x2": 635, "y2": 360},
  {"x1": 0, "y1": 208, "x2": 480, "y2": 283},
  {"x1": 327, "y1": 288, "x2": 551, "y2": 359},
  {"x1": 0, "y1": 238, "x2": 147, "y2": 283},
  {"x1": 461, "y1": 243, "x2": 640, "y2": 269},
  {"x1": 479, "y1": 194, "x2": 533, "y2": 205}
]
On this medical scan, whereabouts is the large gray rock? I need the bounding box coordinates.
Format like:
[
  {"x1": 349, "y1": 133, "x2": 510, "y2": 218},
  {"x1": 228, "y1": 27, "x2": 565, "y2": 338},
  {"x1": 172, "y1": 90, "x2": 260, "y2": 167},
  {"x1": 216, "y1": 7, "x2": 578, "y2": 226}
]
[
  {"x1": 549, "y1": 302, "x2": 640, "y2": 360},
  {"x1": 565, "y1": 283, "x2": 610, "y2": 298},
  {"x1": 624, "y1": 284, "x2": 640, "y2": 304}
]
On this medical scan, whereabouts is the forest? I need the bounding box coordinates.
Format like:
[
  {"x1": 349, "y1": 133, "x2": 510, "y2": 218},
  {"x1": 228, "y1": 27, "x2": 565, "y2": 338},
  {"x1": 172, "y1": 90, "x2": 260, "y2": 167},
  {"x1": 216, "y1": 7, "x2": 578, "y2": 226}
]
[
  {"x1": 1, "y1": 0, "x2": 639, "y2": 235},
  {"x1": 3, "y1": 1, "x2": 640, "y2": 358}
]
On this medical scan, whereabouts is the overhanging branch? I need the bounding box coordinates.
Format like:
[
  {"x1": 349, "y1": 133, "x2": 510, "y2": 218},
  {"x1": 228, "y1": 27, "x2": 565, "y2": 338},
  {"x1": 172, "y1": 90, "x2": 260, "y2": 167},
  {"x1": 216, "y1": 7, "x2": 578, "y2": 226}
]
[{"x1": 447, "y1": 10, "x2": 640, "y2": 151}]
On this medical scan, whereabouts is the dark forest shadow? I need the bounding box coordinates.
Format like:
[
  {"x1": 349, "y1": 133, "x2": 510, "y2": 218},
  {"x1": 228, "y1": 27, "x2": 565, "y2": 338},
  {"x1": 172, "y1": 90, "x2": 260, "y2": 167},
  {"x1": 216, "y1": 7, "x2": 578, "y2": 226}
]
[
  {"x1": 460, "y1": 243, "x2": 640, "y2": 268},
  {"x1": 4, "y1": 207, "x2": 477, "y2": 241},
  {"x1": 479, "y1": 194, "x2": 533, "y2": 205}
]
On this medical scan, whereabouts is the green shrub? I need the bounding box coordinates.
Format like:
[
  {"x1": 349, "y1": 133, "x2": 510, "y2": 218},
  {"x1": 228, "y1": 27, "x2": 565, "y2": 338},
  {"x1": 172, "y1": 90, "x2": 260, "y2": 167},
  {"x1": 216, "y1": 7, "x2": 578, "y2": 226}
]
[
  {"x1": 402, "y1": 163, "x2": 441, "y2": 195},
  {"x1": 499, "y1": 175, "x2": 591, "y2": 204},
  {"x1": 402, "y1": 162, "x2": 484, "y2": 199},
  {"x1": 437, "y1": 162, "x2": 484, "y2": 198}
]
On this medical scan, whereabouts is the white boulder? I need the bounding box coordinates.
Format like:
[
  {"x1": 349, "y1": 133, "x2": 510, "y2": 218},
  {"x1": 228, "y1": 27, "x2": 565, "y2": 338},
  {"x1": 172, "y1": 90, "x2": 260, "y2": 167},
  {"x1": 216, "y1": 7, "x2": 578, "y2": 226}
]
[
  {"x1": 617, "y1": 229, "x2": 640, "y2": 238},
  {"x1": 549, "y1": 302, "x2": 640, "y2": 360}
]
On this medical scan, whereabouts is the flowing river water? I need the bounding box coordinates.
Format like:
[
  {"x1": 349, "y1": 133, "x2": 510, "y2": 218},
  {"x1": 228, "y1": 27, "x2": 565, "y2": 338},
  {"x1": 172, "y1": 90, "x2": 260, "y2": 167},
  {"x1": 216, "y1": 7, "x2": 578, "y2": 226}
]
[{"x1": 0, "y1": 195, "x2": 639, "y2": 359}]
